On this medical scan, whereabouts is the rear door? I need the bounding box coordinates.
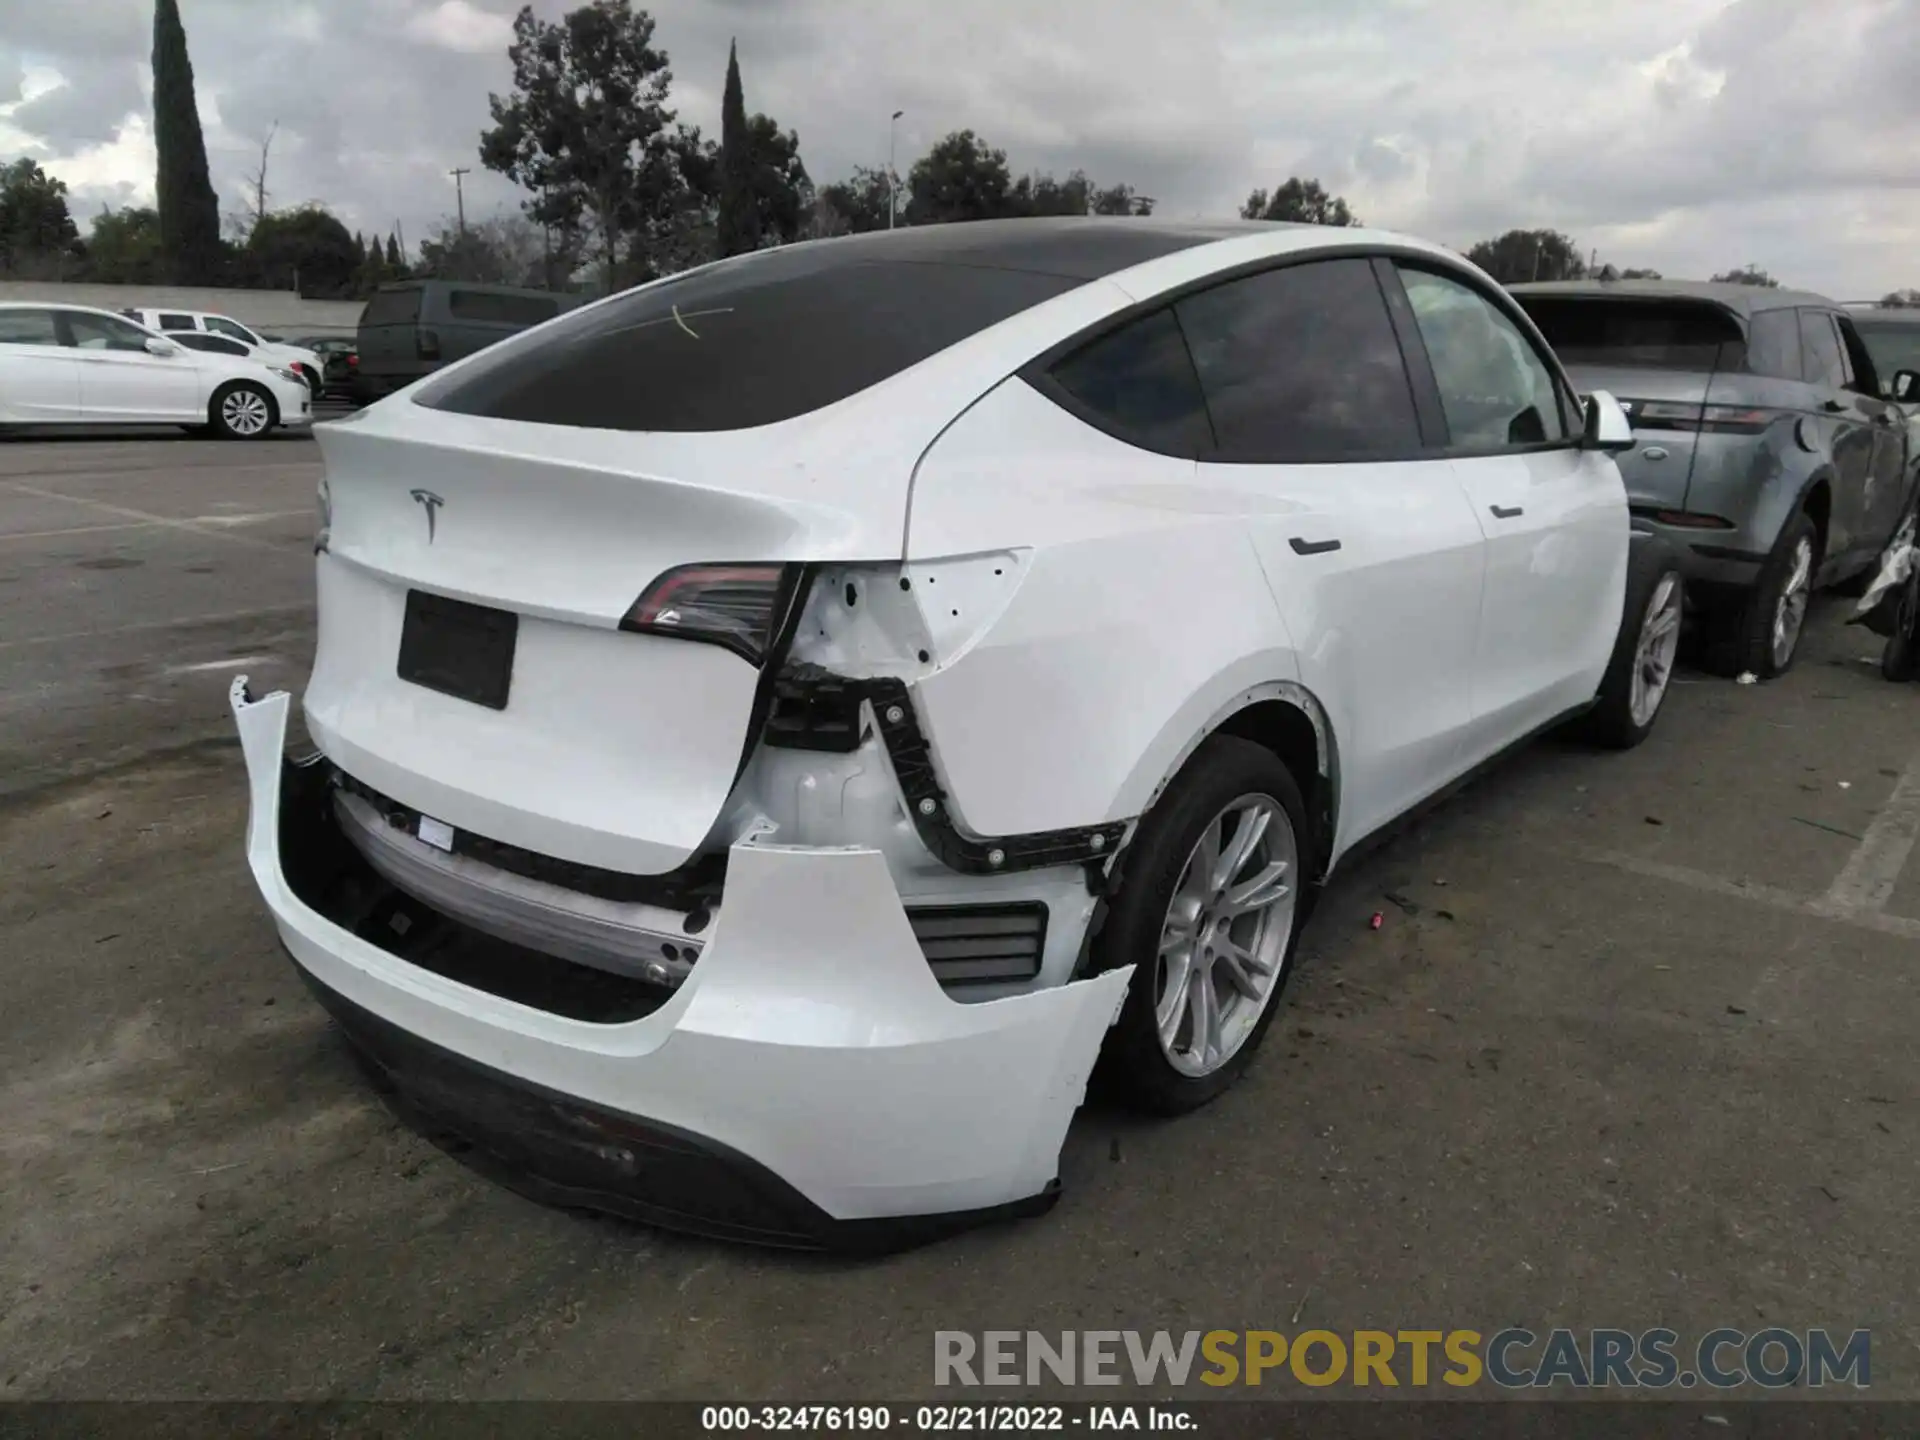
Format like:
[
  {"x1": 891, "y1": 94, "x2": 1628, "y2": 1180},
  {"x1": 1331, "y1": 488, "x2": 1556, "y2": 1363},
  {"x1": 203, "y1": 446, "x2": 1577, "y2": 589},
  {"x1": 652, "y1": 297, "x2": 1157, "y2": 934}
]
[
  {"x1": 1799, "y1": 308, "x2": 1877, "y2": 564},
  {"x1": 1179, "y1": 256, "x2": 1489, "y2": 846},
  {"x1": 357, "y1": 284, "x2": 425, "y2": 387},
  {"x1": 60, "y1": 311, "x2": 202, "y2": 421},
  {"x1": 0, "y1": 308, "x2": 81, "y2": 421},
  {"x1": 1392, "y1": 263, "x2": 1625, "y2": 751},
  {"x1": 1834, "y1": 313, "x2": 1910, "y2": 553}
]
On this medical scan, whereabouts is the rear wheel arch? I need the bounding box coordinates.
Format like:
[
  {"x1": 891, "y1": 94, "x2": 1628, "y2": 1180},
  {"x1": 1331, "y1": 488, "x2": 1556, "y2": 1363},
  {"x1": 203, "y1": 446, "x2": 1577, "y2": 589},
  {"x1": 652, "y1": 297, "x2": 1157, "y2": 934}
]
[
  {"x1": 1133, "y1": 683, "x2": 1339, "y2": 881},
  {"x1": 1799, "y1": 476, "x2": 1832, "y2": 561}
]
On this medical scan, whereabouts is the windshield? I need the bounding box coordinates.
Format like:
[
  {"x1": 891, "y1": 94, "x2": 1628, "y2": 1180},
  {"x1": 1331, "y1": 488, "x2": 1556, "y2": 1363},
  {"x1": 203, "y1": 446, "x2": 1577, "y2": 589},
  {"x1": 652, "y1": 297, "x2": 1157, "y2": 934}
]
[{"x1": 1854, "y1": 320, "x2": 1920, "y2": 389}]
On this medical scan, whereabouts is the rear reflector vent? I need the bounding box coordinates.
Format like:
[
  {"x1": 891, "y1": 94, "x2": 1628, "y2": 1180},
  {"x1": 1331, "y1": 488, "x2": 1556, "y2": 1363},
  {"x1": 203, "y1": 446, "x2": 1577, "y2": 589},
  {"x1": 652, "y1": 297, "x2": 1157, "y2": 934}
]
[{"x1": 906, "y1": 904, "x2": 1048, "y2": 986}]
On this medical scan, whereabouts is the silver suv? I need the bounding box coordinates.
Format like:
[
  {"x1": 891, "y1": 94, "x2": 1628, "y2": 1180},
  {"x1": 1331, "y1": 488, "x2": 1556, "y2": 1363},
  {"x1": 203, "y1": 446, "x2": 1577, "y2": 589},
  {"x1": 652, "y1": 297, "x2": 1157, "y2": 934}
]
[{"x1": 1512, "y1": 280, "x2": 1917, "y2": 677}]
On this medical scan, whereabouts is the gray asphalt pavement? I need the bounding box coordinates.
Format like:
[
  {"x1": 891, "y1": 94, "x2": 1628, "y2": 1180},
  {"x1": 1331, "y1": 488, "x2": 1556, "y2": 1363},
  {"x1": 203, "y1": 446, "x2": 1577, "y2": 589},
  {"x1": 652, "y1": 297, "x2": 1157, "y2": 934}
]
[{"x1": 4, "y1": 433, "x2": 1919, "y2": 1402}]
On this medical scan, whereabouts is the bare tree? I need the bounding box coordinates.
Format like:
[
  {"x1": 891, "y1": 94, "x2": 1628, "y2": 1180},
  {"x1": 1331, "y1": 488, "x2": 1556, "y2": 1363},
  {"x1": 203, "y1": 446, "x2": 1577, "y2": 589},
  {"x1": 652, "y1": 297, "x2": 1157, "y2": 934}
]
[{"x1": 244, "y1": 121, "x2": 278, "y2": 235}]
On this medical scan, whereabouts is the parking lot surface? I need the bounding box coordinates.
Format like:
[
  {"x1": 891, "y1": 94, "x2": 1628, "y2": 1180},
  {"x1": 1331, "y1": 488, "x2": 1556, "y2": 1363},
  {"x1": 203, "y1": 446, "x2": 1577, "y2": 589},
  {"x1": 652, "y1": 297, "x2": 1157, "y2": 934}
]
[{"x1": 4, "y1": 433, "x2": 1919, "y2": 1399}]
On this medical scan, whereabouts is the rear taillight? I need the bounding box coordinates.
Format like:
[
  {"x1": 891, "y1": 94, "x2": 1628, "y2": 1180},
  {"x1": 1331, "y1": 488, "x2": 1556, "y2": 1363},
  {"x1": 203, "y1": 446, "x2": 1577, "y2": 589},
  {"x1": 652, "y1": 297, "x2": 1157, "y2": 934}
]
[
  {"x1": 347, "y1": 353, "x2": 359, "y2": 367},
  {"x1": 418, "y1": 329, "x2": 441, "y2": 360},
  {"x1": 1626, "y1": 400, "x2": 1773, "y2": 435},
  {"x1": 620, "y1": 563, "x2": 795, "y2": 665}
]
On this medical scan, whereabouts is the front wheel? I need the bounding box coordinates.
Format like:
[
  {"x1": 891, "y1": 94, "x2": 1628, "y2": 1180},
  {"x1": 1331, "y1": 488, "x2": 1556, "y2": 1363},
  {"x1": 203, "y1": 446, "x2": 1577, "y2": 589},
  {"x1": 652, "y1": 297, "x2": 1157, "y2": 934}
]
[
  {"x1": 1093, "y1": 736, "x2": 1310, "y2": 1115},
  {"x1": 208, "y1": 382, "x2": 277, "y2": 440}
]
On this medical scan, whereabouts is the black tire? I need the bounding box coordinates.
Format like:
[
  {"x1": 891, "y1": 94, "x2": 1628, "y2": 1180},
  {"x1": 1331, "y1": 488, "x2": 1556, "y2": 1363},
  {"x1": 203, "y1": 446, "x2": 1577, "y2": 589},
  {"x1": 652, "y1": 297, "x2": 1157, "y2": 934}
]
[
  {"x1": 1092, "y1": 736, "x2": 1312, "y2": 1116},
  {"x1": 207, "y1": 381, "x2": 278, "y2": 441},
  {"x1": 1715, "y1": 512, "x2": 1819, "y2": 679},
  {"x1": 1884, "y1": 574, "x2": 1920, "y2": 682},
  {"x1": 1575, "y1": 536, "x2": 1684, "y2": 749}
]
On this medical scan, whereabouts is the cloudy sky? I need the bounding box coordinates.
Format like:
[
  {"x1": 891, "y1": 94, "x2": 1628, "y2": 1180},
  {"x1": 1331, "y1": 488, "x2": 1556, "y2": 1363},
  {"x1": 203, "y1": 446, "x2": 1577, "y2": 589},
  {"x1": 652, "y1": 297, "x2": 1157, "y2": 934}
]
[{"x1": 0, "y1": 0, "x2": 1915, "y2": 296}]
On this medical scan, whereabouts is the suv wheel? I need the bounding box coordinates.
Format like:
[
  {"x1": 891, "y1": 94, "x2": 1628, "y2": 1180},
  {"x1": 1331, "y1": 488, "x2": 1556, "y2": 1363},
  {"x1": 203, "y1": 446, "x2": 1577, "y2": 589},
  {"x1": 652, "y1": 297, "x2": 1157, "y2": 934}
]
[
  {"x1": 1093, "y1": 737, "x2": 1310, "y2": 1115},
  {"x1": 1720, "y1": 512, "x2": 1818, "y2": 679}
]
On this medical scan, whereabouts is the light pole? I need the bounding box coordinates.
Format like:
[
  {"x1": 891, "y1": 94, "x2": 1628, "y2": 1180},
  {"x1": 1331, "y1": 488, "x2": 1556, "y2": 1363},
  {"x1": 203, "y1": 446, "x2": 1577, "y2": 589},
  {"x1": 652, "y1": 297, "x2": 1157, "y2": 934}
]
[{"x1": 889, "y1": 110, "x2": 903, "y2": 229}]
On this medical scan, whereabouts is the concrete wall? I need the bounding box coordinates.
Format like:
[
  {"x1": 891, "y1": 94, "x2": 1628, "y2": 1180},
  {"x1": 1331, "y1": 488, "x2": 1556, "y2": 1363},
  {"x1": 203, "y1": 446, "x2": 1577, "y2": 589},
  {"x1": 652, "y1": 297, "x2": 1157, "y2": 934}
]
[{"x1": 0, "y1": 282, "x2": 365, "y2": 338}]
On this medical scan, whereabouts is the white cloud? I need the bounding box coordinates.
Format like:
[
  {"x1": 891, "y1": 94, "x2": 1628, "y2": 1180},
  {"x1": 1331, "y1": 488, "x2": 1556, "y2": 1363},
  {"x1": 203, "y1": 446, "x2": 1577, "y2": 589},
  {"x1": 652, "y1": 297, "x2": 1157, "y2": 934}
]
[{"x1": 404, "y1": 1, "x2": 516, "y2": 55}]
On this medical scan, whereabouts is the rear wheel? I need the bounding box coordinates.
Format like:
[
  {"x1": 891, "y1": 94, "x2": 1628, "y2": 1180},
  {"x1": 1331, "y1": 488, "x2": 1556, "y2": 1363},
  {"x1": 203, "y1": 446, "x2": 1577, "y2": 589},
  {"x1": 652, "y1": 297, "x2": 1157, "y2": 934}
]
[
  {"x1": 208, "y1": 381, "x2": 276, "y2": 440},
  {"x1": 1576, "y1": 543, "x2": 1684, "y2": 749},
  {"x1": 1093, "y1": 737, "x2": 1310, "y2": 1115},
  {"x1": 1716, "y1": 512, "x2": 1818, "y2": 679},
  {"x1": 1884, "y1": 571, "x2": 1920, "y2": 682}
]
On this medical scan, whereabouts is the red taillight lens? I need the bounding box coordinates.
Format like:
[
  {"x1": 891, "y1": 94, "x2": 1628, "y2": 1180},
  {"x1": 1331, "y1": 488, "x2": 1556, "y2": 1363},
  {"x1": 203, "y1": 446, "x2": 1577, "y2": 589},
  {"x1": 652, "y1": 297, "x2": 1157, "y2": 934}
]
[
  {"x1": 620, "y1": 563, "x2": 792, "y2": 664},
  {"x1": 347, "y1": 353, "x2": 359, "y2": 367}
]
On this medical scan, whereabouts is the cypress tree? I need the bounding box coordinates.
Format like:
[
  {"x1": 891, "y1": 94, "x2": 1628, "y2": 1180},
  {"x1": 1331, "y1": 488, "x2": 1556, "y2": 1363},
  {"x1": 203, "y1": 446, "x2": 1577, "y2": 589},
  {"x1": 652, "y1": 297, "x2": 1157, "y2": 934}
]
[
  {"x1": 151, "y1": 0, "x2": 222, "y2": 283},
  {"x1": 716, "y1": 41, "x2": 759, "y2": 258},
  {"x1": 385, "y1": 233, "x2": 402, "y2": 271}
]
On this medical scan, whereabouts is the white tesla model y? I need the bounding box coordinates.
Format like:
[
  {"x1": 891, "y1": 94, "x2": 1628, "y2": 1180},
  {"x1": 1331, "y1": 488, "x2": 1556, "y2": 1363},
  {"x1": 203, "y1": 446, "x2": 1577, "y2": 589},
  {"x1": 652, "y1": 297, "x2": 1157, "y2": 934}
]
[{"x1": 231, "y1": 218, "x2": 1679, "y2": 1250}]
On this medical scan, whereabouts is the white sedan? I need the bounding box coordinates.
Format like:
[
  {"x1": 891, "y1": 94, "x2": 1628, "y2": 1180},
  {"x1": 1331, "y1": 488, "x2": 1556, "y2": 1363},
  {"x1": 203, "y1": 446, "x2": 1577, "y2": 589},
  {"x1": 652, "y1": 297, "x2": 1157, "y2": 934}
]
[
  {"x1": 230, "y1": 218, "x2": 1679, "y2": 1251},
  {"x1": 0, "y1": 303, "x2": 312, "y2": 438}
]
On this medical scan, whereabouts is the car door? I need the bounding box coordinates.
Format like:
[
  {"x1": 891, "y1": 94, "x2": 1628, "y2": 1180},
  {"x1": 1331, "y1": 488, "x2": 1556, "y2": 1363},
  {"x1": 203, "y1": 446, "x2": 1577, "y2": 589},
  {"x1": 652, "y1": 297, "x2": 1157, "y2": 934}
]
[
  {"x1": 1390, "y1": 263, "x2": 1627, "y2": 756},
  {"x1": 1834, "y1": 313, "x2": 1910, "y2": 553},
  {"x1": 59, "y1": 311, "x2": 203, "y2": 421},
  {"x1": 1798, "y1": 308, "x2": 1876, "y2": 565},
  {"x1": 1178, "y1": 256, "x2": 1489, "y2": 848},
  {"x1": 0, "y1": 308, "x2": 82, "y2": 421}
]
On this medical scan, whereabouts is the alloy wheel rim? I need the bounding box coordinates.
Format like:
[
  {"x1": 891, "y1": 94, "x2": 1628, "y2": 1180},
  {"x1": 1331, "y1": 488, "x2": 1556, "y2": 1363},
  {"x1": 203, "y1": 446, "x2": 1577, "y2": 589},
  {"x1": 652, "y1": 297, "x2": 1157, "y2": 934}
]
[
  {"x1": 1772, "y1": 537, "x2": 1812, "y2": 668},
  {"x1": 223, "y1": 390, "x2": 270, "y2": 436},
  {"x1": 1629, "y1": 574, "x2": 1682, "y2": 727},
  {"x1": 1153, "y1": 794, "x2": 1297, "y2": 1078}
]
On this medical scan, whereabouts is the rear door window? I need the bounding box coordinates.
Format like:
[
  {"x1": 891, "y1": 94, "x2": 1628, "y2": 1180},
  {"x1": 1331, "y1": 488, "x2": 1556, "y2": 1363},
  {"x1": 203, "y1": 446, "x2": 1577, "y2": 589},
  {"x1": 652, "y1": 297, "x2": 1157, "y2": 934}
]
[
  {"x1": 447, "y1": 290, "x2": 562, "y2": 326},
  {"x1": 0, "y1": 309, "x2": 62, "y2": 345},
  {"x1": 1516, "y1": 298, "x2": 1743, "y2": 370},
  {"x1": 1798, "y1": 310, "x2": 1848, "y2": 389},
  {"x1": 1398, "y1": 266, "x2": 1570, "y2": 449},
  {"x1": 418, "y1": 258, "x2": 1081, "y2": 433},
  {"x1": 1172, "y1": 256, "x2": 1423, "y2": 463},
  {"x1": 362, "y1": 287, "x2": 423, "y2": 327},
  {"x1": 1043, "y1": 307, "x2": 1213, "y2": 455},
  {"x1": 1744, "y1": 310, "x2": 1802, "y2": 381}
]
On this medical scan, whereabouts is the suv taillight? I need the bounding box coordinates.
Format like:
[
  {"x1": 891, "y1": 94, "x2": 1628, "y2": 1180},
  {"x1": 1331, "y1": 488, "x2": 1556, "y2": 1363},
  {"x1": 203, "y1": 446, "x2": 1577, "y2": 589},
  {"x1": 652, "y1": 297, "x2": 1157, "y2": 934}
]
[
  {"x1": 1628, "y1": 400, "x2": 1773, "y2": 435},
  {"x1": 619, "y1": 563, "x2": 798, "y2": 665}
]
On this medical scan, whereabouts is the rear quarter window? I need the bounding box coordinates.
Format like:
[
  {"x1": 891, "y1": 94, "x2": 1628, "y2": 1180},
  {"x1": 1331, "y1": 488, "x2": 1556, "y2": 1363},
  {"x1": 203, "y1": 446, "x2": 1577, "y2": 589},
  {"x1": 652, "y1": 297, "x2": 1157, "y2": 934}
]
[
  {"x1": 157, "y1": 313, "x2": 197, "y2": 331},
  {"x1": 1043, "y1": 307, "x2": 1213, "y2": 456},
  {"x1": 417, "y1": 258, "x2": 1081, "y2": 433},
  {"x1": 362, "y1": 288, "x2": 423, "y2": 327},
  {"x1": 447, "y1": 290, "x2": 562, "y2": 326},
  {"x1": 1517, "y1": 298, "x2": 1744, "y2": 371}
]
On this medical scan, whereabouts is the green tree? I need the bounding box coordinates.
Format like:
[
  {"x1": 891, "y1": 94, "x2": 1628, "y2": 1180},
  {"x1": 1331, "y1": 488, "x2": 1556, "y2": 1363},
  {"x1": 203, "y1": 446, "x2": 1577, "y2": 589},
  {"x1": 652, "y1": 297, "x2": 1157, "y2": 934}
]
[
  {"x1": 83, "y1": 204, "x2": 163, "y2": 283},
  {"x1": 716, "y1": 41, "x2": 758, "y2": 256},
  {"x1": 480, "y1": 0, "x2": 677, "y2": 293},
  {"x1": 246, "y1": 204, "x2": 361, "y2": 297},
  {"x1": 1711, "y1": 264, "x2": 1779, "y2": 288},
  {"x1": 0, "y1": 158, "x2": 83, "y2": 276},
  {"x1": 743, "y1": 114, "x2": 809, "y2": 245},
  {"x1": 906, "y1": 130, "x2": 1017, "y2": 225},
  {"x1": 1621, "y1": 267, "x2": 1664, "y2": 280},
  {"x1": 1466, "y1": 229, "x2": 1587, "y2": 283},
  {"x1": 1880, "y1": 289, "x2": 1920, "y2": 308},
  {"x1": 385, "y1": 232, "x2": 405, "y2": 275},
  {"x1": 152, "y1": 0, "x2": 222, "y2": 282},
  {"x1": 1091, "y1": 182, "x2": 1151, "y2": 216},
  {"x1": 817, "y1": 166, "x2": 894, "y2": 233},
  {"x1": 1240, "y1": 177, "x2": 1360, "y2": 226}
]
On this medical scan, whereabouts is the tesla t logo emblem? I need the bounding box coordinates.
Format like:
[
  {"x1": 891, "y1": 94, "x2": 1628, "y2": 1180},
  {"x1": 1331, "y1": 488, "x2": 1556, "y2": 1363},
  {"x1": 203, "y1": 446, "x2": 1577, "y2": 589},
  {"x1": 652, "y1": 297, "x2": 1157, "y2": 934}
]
[{"x1": 409, "y1": 488, "x2": 444, "y2": 543}]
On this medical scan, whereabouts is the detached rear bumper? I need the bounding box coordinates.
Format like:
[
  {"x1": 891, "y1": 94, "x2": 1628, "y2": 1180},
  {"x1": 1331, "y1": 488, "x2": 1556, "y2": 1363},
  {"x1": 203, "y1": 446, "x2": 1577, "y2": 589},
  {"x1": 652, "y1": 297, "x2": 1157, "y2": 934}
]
[{"x1": 230, "y1": 681, "x2": 1131, "y2": 1252}]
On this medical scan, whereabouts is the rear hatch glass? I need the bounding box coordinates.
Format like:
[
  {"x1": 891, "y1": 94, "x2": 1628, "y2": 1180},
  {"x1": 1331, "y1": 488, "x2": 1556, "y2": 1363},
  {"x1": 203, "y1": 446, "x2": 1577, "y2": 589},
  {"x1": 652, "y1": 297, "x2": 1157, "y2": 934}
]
[
  {"x1": 359, "y1": 286, "x2": 425, "y2": 371},
  {"x1": 414, "y1": 256, "x2": 1082, "y2": 433},
  {"x1": 447, "y1": 290, "x2": 563, "y2": 326}
]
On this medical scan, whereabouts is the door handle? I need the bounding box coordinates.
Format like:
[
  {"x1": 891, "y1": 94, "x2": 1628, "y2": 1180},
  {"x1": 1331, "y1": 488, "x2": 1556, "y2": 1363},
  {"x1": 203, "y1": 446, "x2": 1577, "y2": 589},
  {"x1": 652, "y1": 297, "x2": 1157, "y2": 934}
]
[
  {"x1": 1489, "y1": 505, "x2": 1524, "y2": 519},
  {"x1": 1288, "y1": 537, "x2": 1342, "y2": 556},
  {"x1": 1821, "y1": 399, "x2": 1847, "y2": 414}
]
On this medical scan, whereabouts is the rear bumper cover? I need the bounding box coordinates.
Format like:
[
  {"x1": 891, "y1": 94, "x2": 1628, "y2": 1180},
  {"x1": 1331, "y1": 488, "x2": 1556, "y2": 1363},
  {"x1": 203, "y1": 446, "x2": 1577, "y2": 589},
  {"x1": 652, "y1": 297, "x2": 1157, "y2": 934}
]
[{"x1": 229, "y1": 680, "x2": 1132, "y2": 1251}]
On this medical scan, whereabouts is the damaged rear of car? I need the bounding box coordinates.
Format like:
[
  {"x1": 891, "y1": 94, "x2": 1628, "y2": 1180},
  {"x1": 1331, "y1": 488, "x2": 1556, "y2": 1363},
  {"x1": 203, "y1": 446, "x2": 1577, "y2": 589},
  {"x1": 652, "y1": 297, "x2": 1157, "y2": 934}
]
[{"x1": 234, "y1": 222, "x2": 1286, "y2": 1249}]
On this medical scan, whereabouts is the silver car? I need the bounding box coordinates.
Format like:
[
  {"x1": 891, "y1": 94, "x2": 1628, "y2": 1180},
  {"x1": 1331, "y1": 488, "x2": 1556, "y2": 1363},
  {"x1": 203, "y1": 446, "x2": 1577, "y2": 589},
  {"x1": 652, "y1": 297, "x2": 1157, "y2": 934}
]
[{"x1": 1512, "y1": 280, "x2": 1917, "y2": 677}]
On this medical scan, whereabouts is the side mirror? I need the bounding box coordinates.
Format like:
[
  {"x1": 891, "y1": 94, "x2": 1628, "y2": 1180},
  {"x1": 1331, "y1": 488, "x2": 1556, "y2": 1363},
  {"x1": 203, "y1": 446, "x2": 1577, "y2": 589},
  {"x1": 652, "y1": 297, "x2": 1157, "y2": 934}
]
[
  {"x1": 1582, "y1": 389, "x2": 1635, "y2": 453},
  {"x1": 144, "y1": 336, "x2": 180, "y2": 357},
  {"x1": 1892, "y1": 369, "x2": 1920, "y2": 404}
]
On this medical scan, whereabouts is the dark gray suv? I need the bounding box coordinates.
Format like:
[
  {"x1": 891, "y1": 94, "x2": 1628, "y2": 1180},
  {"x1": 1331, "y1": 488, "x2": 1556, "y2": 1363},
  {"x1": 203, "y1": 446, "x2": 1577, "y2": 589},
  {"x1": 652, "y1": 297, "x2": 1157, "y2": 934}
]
[{"x1": 1512, "y1": 280, "x2": 1918, "y2": 677}]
